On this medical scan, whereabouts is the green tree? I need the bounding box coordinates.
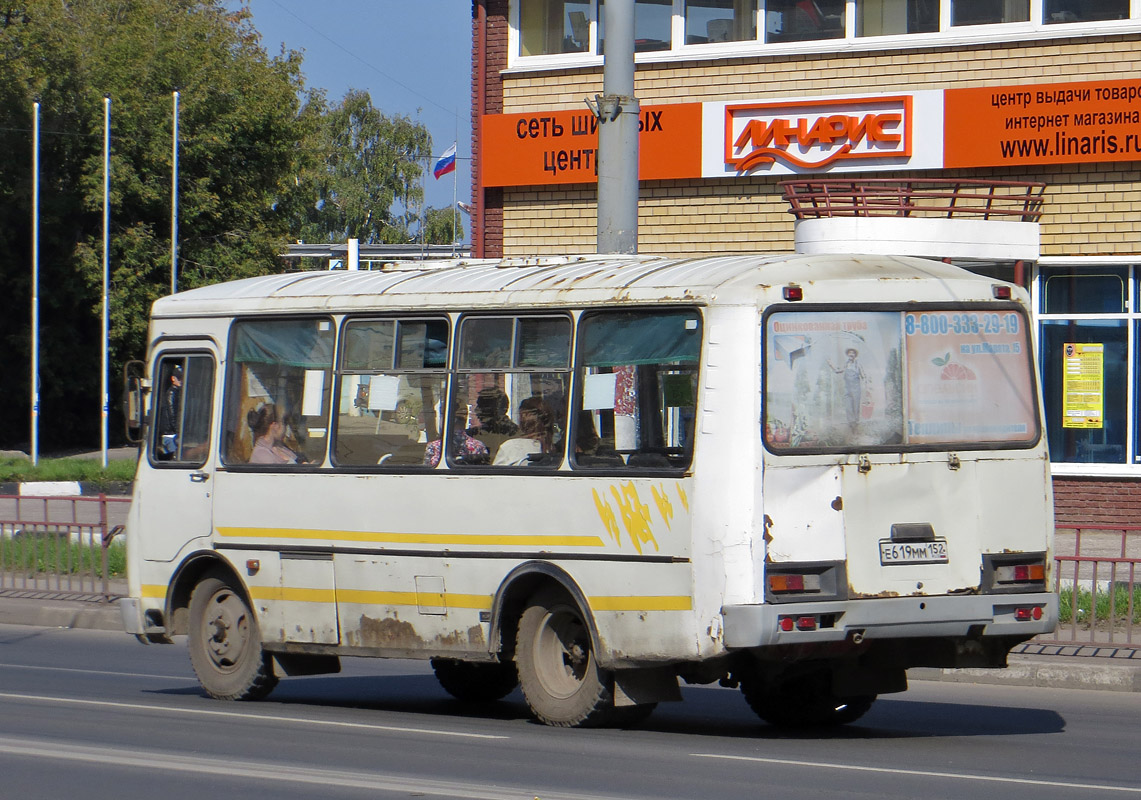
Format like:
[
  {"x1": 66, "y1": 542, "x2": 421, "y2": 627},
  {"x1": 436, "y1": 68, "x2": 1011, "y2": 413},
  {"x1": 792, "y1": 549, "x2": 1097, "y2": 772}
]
[
  {"x1": 0, "y1": 0, "x2": 307, "y2": 449},
  {"x1": 423, "y1": 206, "x2": 465, "y2": 246},
  {"x1": 286, "y1": 89, "x2": 432, "y2": 245}
]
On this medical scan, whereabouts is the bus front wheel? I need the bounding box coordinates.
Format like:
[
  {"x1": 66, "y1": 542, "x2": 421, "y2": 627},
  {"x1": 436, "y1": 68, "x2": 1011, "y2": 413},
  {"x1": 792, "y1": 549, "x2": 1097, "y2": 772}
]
[
  {"x1": 515, "y1": 588, "x2": 616, "y2": 727},
  {"x1": 188, "y1": 572, "x2": 278, "y2": 701}
]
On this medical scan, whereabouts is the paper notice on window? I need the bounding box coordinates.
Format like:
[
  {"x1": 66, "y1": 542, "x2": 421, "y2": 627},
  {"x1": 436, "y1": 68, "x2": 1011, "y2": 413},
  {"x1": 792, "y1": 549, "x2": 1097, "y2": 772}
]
[
  {"x1": 1063, "y1": 343, "x2": 1104, "y2": 429},
  {"x1": 302, "y1": 370, "x2": 326, "y2": 417},
  {"x1": 367, "y1": 374, "x2": 402, "y2": 411},
  {"x1": 583, "y1": 372, "x2": 618, "y2": 410}
]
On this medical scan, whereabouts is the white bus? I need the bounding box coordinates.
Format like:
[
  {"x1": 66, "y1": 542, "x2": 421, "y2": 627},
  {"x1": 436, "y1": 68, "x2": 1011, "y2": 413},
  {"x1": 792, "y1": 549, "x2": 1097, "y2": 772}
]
[{"x1": 121, "y1": 253, "x2": 1056, "y2": 728}]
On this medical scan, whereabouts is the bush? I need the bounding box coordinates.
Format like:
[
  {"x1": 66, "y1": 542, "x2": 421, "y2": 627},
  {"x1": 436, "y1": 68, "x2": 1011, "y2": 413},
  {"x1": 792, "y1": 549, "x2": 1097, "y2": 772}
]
[
  {"x1": 0, "y1": 455, "x2": 136, "y2": 486},
  {"x1": 1057, "y1": 583, "x2": 1141, "y2": 625}
]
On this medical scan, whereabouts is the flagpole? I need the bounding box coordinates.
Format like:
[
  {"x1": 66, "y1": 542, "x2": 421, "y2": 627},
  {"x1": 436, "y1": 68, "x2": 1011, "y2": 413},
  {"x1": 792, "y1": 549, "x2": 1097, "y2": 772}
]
[
  {"x1": 171, "y1": 90, "x2": 179, "y2": 295},
  {"x1": 101, "y1": 96, "x2": 111, "y2": 469},
  {"x1": 452, "y1": 118, "x2": 458, "y2": 256},
  {"x1": 31, "y1": 100, "x2": 40, "y2": 466}
]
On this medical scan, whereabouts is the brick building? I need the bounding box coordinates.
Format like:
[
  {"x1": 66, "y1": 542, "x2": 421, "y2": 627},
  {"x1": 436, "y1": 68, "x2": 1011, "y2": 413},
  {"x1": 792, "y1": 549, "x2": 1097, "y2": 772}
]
[{"x1": 469, "y1": 0, "x2": 1141, "y2": 527}]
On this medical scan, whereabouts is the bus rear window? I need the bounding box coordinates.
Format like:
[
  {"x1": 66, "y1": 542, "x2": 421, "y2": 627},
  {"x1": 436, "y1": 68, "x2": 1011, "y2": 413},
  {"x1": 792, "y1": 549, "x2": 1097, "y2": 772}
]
[{"x1": 764, "y1": 307, "x2": 1039, "y2": 452}]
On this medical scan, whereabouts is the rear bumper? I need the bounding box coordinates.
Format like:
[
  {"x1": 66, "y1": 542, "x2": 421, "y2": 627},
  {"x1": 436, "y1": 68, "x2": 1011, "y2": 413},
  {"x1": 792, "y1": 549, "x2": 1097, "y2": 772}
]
[{"x1": 722, "y1": 592, "x2": 1058, "y2": 649}]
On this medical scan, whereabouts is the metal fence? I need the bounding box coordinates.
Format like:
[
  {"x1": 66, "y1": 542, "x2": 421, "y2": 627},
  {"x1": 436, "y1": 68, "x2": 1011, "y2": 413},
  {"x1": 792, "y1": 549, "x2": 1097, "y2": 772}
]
[
  {"x1": 1040, "y1": 526, "x2": 1141, "y2": 648},
  {"x1": 0, "y1": 494, "x2": 130, "y2": 602}
]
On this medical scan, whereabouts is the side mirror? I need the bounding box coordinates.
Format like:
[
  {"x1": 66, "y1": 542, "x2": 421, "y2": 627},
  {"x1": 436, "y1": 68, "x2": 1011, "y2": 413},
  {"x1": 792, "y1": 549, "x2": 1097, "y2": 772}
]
[{"x1": 123, "y1": 360, "x2": 148, "y2": 444}]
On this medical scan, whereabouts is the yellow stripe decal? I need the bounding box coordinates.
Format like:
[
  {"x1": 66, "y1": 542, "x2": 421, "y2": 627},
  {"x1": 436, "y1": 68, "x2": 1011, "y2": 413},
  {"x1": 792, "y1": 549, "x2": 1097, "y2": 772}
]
[
  {"x1": 248, "y1": 586, "x2": 337, "y2": 603},
  {"x1": 216, "y1": 527, "x2": 605, "y2": 548},
  {"x1": 337, "y1": 590, "x2": 492, "y2": 609},
  {"x1": 242, "y1": 588, "x2": 689, "y2": 613},
  {"x1": 589, "y1": 595, "x2": 693, "y2": 612}
]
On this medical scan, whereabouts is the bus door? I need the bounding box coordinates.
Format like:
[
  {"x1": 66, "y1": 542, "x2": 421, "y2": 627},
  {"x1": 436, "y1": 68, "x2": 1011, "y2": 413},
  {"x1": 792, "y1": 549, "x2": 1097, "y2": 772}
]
[{"x1": 139, "y1": 347, "x2": 218, "y2": 562}]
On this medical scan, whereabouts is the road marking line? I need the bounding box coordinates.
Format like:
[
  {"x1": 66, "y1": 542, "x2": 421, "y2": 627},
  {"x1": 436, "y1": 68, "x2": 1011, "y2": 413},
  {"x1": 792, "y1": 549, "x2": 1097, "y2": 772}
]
[
  {"x1": 0, "y1": 736, "x2": 617, "y2": 800},
  {"x1": 691, "y1": 752, "x2": 1141, "y2": 794},
  {"x1": 0, "y1": 662, "x2": 182, "y2": 680},
  {"x1": 0, "y1": 692, "x2": 507, "y2": 740}
]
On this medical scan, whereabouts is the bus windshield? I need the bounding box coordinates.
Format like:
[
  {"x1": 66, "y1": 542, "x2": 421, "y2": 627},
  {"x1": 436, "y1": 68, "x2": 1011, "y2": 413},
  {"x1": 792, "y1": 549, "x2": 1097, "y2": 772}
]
[{"x1": 764, "y1": 306, "x2": 1039, "y2": 452}]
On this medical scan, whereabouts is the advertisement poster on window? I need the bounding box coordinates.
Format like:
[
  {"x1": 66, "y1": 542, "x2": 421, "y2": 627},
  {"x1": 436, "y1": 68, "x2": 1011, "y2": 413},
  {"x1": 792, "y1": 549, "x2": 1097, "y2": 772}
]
[
  {"x1": 765, "y1": 311, "x2": 904, "y2": 449},
  {"x1": 904, "y1": 311, "x2": 1036, "y2": 444},
  {"x1": 1062, "y1": 342, "x2": 1104, "y2": 429}
]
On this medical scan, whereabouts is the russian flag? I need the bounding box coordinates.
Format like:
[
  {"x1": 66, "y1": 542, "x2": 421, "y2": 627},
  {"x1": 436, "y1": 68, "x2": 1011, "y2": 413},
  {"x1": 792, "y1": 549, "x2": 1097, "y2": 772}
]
[{"x1": 433, "y1": 143, "x2": 457, "y2": 179}]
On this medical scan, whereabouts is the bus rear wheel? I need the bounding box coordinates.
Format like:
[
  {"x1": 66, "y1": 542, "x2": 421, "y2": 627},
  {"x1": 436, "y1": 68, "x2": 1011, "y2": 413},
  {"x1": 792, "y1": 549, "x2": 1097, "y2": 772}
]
[
  {"x1": 431, "y1": 658, "x2": 518, "y2": 702},
  {"x1": 188, "y1": 572, "x2": 278, "y2": 701},
  {"x1": 516, "y1": 588, "x2": 616, "y2": 727},
  {"x1": 740, "y1": 673, "x2": 875, "y2": 728}
]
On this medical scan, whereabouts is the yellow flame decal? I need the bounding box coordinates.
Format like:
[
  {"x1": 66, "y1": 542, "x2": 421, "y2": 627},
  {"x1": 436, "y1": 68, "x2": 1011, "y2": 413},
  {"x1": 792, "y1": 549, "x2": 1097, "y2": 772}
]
[
  {"x1": 593, "y1": 487, "x2": 623, "y2": 545},
  {"x1": 610, "y1": 482, "x2": 659, "y2": 554},
  {"x1": 651, "y1": 483, "x2": 673, "y2": 531},
  {"x1": 676, "y1": 482, "x2": 689, "y2": 513}
]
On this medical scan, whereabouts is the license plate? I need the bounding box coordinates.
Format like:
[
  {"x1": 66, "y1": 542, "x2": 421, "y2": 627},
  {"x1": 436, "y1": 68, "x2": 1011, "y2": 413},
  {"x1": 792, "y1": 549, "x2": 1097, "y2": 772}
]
[{"x1": 879, "y1": 538, "x2": 949, "y2": 565}]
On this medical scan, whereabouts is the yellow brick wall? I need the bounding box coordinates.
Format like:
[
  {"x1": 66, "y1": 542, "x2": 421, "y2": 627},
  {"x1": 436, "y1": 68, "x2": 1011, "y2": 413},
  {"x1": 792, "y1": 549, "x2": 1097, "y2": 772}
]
[{"x1": 498, "y1": 35, "x2": 1141, "y2": 258}]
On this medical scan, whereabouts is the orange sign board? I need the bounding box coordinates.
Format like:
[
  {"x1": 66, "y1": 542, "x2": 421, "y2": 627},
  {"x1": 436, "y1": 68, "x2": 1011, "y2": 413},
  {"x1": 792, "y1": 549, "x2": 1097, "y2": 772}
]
[
  {"x1": 724, "y1": 96, "x2": 912, "y2": 172},
  {"x1": 945, "y1": 79, "x2": 1141, "y2": 168},
  {"x1": 481, "y1": 103, "x2": 702, "y2": 187}
]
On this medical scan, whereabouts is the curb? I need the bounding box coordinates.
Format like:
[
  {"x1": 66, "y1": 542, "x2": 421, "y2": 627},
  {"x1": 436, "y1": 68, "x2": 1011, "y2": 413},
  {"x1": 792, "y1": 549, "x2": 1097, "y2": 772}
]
[
  {"x1": 909, "y1": 655, "x2": 1141, "y2": 692},
  {"x1": 0, "y1": 596, "x2": 123, "y2": 632}
]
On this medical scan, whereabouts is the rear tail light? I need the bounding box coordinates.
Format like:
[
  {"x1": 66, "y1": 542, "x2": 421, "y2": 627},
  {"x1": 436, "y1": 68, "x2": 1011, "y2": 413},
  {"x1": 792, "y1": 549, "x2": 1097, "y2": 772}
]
[
  {"x1": 1014, "y1": 606, "x2": 1044, "y2": 621},
  {"x1": 995, "y1": 562, "x2": 1046, "y2": 584},
  {"x1": 778, "y1": 615, "x2": 820, "y2": 632},
  {"x1": 769, "y1": 573, "x2": 822, "y2": 594}
]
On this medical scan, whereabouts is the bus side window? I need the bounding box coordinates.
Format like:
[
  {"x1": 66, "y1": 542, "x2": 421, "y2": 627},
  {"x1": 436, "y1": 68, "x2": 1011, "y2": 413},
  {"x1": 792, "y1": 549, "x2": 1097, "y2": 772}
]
[
  {"x1": 151, "y1": 354, "x2": 214, "y2": 466},
  {"x1": 453, "y1": 315, "x2": 572, "y2": 468},
  {"x1": 333, "y1": 318, "x2": 449, "y2": 468},
  {"x1": 221, "y1": 318, "x2": 334, "y2": 467},
  {"x1": 573, "y1": 310, "x2": 701, "y2": 471}
]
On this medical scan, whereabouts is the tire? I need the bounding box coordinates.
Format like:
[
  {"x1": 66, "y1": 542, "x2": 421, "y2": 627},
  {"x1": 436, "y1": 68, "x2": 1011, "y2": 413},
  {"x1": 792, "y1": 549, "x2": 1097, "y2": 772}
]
[
  {"x1": 515, "y1": 588, "x2": 617, "y2": 727},
  {"x1": 431, "y1": 658, "x2": 518, "y2": 703},
  {"x1": 740, "y1": 673, "x2": 875, "y2": 729},
  {"x1": 187, "y1": 572, "x2": 278, "y2": 701}
]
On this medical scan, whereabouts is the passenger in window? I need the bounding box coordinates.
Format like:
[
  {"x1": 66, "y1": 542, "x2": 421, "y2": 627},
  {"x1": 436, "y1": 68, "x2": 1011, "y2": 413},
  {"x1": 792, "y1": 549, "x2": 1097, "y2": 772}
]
[
  {"x1": 247, "y1": 404, "x2": 304, "y2": 464},
  {"x1": 425, "y1": 407, "x2": 490, "y2": 467},
  {"x1": 493, "y1": 397, "x2": 554, "y2": 466},
  {"x1": 467, "y1": 387, "x2": 519, "y2": 436},
  {"x1": 156, "y1": 364, "x2": 182, "y2": 460}
]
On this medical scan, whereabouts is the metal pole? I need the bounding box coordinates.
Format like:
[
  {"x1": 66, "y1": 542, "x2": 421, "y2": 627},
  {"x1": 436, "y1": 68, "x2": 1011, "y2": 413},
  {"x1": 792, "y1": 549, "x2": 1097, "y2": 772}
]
[
  {"x1": 31, "y1": 101, "x2": 40, "y2": 466},
  {"x1": 452, "y1": 120, "x2": 459, "y2": 256},
  {"x1": 171, "y1": 90, "x2": 179, "y2": 295},
  {"x1": 101, "y1": 96, "x2": 111, "y2": 469},
  {"x1": 595, "y1": 0, "x2": 639, "y2": 255}
]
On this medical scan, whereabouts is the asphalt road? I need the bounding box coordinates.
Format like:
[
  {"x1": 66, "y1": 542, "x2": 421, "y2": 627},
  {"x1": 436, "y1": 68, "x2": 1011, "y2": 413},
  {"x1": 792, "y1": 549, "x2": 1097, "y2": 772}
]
[{"x1": 0, "y1": 623, "x2": 1138, "y2": 800}]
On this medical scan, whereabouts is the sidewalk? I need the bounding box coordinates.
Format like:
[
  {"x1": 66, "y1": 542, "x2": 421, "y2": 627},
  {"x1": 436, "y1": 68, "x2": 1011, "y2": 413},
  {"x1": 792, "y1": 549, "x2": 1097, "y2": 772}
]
[{"x1": 1, "y1": 591, "x2": 1138, "y2": 692}]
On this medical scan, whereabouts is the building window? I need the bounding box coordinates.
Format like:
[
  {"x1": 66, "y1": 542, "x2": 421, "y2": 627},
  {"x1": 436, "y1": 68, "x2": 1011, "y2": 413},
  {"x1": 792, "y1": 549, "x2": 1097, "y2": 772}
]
[
  {"x1": 685, "y1": 0, "x2": 758, "y2": 44},
  {"x1": 951, "y1": 0, "x2": 1029, "y2": 26},
  {"x1": 1045, "y1": 0, "x2": 1128, "y2": 24},
  {"x1": 1037, "y1": 265, "x2": 1134, "y2": 467},
  {"x1": 857, "y1": 0, "x2": 939, "y2": 35},
  {"x1": 765, "y1": 0, "x2": 846, "y2": 42},
  {"x1": 599, "y1": 0, "x2": 674, "y2": 52},
  {"x1": 512, "y1": 0, "x2": 1138, "y2": 63},
  {"x1": 520, "y1": 0, "x2": 593, "y2": 55}
]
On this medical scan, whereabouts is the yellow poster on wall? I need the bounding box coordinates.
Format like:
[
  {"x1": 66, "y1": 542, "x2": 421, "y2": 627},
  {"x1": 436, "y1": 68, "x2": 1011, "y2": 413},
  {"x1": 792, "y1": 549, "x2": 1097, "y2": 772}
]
[{"x1": 1063, "y1": 343, "x2": 1104, "y2": 429}]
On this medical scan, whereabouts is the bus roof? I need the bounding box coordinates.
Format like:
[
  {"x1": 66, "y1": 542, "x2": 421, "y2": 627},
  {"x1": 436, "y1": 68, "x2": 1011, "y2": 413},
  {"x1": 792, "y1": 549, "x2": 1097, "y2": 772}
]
[{"x1": 150, "y1": 253, "x2": 1013, "y2": 318}]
